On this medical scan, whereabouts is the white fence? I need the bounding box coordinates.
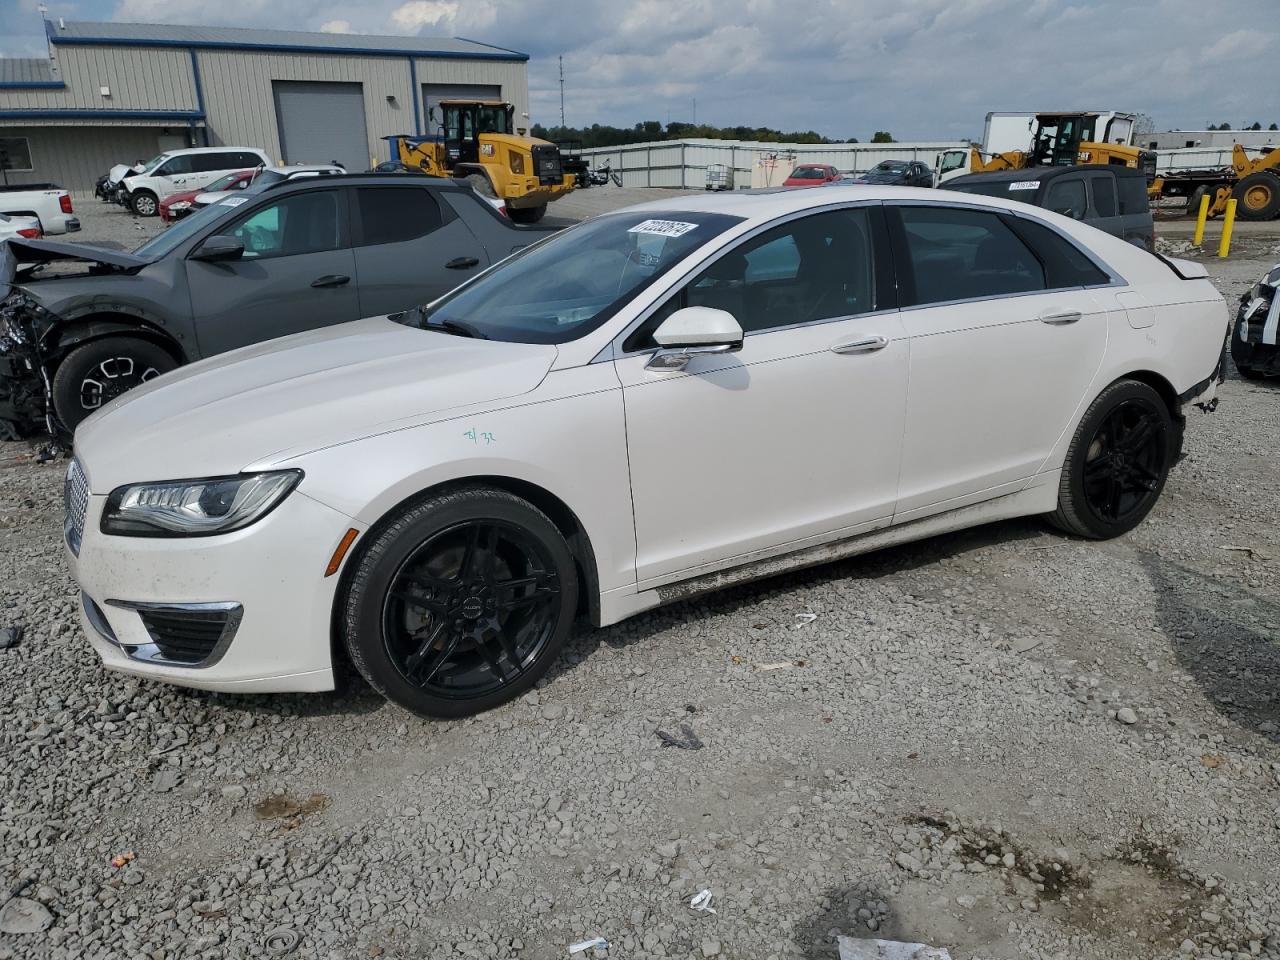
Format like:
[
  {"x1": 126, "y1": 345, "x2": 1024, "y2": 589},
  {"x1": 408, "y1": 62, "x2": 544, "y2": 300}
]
[
  {"x1": 1154, "y1": 145, "x2": 1278, "y2": 173},
  {"x1": 576, "y1": 138, "x2": 969, "y2": 189}
]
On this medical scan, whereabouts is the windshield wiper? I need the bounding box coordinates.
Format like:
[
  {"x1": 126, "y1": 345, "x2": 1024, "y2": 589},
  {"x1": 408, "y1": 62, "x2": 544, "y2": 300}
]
[{"x1": 403, "y1": 304, "x2": 487, "y2": 339}]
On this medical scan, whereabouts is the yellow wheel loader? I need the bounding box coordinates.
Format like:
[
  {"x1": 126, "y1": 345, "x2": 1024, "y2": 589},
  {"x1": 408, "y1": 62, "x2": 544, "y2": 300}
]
[
  {"x1": 1151, "y1": 144, "x2": 1280, "y2": 221},
  {"x1": 387, "y1": 100, "x2": 574, "y2": 223},
  {"x1": 968, "y1": 111, "x2": 1157, "y2": 178}
]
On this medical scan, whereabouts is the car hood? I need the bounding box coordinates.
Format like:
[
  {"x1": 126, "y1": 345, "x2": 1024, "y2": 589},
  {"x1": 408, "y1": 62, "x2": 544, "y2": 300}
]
[
  {"x1": 1, "y1": 239, "x2": 148, "y2": 296},
  {"x1": 73, "y1": 316, "x2": 559, "y2": 492},
  {"x1": 108, "y1": 163, "x2": 142, "y2": 184}
]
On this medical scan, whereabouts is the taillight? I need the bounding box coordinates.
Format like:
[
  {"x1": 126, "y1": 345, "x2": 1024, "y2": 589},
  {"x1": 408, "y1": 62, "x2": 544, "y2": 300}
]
[
  {"x1": 18, "y1": 228, "x2": 41, "y2": 239},
  {"x1": 498, "y1": 205, "x2": 507, "y2": 217},
  {"x1": 60, "y1": 194, "x2": 73, "y2": 214}
]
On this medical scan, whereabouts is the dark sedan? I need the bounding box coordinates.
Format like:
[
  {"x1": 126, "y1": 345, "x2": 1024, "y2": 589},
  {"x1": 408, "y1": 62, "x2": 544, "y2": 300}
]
[
  {"x1": 0, "y1": 175, "x2": 554, "y2": 435},
  {"x1": 839, "y1": 159, "x2": 934, "y2": 187}
]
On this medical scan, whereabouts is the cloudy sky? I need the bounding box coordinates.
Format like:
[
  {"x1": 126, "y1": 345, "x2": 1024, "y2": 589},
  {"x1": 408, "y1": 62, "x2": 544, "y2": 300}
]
[{"x1": 3, "y1": 0, "x2": 1278, "y2": 141}]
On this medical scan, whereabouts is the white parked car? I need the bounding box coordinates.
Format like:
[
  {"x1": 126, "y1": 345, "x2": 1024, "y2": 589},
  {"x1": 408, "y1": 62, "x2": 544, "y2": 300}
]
[
  {"x1": 0, "y1": 212, "x2": 43, "y2": 241},
  {"x1": 188, "y1": 164, "x2": 346, "y2": 212},
  {"x1": 65, "y1": 187, "x2": 1228, "y2": 717},
  {"x1": 0, "y1": 183, "x2": 78, "y2": 234},
  {"x1": 119, "y1": 146, "x2": 271, "y2": 217}
]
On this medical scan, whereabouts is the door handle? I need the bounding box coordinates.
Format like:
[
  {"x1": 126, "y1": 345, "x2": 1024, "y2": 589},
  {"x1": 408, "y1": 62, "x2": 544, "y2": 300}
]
[
  {"x1": 310, "y1": 274, "x2": 351, "y2": 288},
  {"x1": 446, "y1": 256, "x2": 480, "y2": 270},
  {"x1": 1039, "y1": 308, "x2": 1082, "y2": 324},
  {"x1": 830, "y1": 335, "x2": 889, "y2": 355}
]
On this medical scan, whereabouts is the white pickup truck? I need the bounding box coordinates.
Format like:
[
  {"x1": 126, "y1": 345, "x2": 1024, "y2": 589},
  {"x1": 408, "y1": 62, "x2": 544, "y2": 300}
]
[{"x1": 0, "y1": 183, "x2": 80, "y2": 235}]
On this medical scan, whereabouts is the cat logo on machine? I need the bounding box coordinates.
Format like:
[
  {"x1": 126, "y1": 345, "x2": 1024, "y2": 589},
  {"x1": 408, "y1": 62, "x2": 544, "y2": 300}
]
[{"x1": 481, "y1": 143, "x2": 495, "y2": 157}]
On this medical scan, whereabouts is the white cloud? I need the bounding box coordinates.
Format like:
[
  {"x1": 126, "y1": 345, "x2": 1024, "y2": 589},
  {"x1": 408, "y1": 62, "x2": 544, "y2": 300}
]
[
  {"x1": 319, "y1": 19, "x2": 353, "y2": 33},
  {"x1": 389, "y1": 1, "x2": 459, "y2": 31}
]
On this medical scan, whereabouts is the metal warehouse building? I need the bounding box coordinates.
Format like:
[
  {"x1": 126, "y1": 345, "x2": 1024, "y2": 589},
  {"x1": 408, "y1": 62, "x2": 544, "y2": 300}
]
[{"x1": 0, "y1": 20, "x2": 530, "y2": 194}]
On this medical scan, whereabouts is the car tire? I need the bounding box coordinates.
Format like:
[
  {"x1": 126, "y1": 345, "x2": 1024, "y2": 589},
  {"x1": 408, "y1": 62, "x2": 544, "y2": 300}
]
[
  {"x1": 130, "y1": 191, "x2": 159, "y2": 217},
  {"x1": 1188, "y1": 185, "x2": 1212, "y2": 214},
  {"x1": 51, "y1": 337, "x2": 177, "y2": 430},
  {"x1": 508, "y1": 204, "x2": 547, "y2": 224},
  {"x1": 464, "y1": 173, "x2": 497, "y2": 199},
  {"x1": 1232, "y1": 172, "x2": 1280, "y2": 222},
  {"x1": 1047, "y1": 379, "x2": 1174, "y2": 539},
  {"x1": 340, "y1": 486, "x2": 579, "y2": 719}
]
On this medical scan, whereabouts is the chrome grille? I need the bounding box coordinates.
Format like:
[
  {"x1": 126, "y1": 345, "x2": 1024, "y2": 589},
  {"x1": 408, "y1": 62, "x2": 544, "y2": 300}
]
[{"x1": 64, "y1": 459, "x2": 88, "y2": 556}]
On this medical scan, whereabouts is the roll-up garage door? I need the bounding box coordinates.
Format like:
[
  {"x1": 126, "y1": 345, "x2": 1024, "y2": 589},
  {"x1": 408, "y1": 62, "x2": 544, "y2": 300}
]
[
  {"x1": 273, "y1": 80, "x2": 369, "y2": 173},
  {"x1": 421, "y1": 83, "x2": 502, "y2": 137}
]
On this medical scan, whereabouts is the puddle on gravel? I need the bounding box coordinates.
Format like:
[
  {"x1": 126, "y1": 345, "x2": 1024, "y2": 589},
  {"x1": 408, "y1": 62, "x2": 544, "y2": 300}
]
[
  {"x1": 253, "y1": 792, "x2": 329, "y2": 827},
  {"x1": 903, "y1": 814, "x2": 1226, "y2": 949}
]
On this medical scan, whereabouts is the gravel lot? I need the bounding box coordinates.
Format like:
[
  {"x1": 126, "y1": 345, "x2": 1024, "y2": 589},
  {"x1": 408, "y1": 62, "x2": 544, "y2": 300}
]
[{"x1": 1, "y1": 196, "x2": 1278, "y2": 960}]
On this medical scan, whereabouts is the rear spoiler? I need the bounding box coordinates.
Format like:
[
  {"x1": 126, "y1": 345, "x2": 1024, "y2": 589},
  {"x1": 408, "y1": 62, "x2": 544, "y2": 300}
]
[{"x1": 1155, "y1": 253, "x2": 1209, "y2": 280}]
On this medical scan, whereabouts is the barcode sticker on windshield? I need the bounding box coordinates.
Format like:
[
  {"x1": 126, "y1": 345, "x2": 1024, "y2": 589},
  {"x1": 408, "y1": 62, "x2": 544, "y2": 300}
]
[
  {"x1": 1008, "y1": 180, "x2": 1040, "y2": 191},
  {"x1": 628, "y1": 219, "x2": 698, "y2": 238},
  {"x1": 219, "y1": 196, "x2": 250, "y2": 207}
]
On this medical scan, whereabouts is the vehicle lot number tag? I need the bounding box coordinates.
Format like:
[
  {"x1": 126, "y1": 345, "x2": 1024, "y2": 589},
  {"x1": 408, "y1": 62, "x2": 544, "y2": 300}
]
[
  {"x1": 1008, "y1": 181, "x2": 1040, "y2": 191},
  {"x1": 628, "y1": 219, "x2": 698, "y2": 238},
  {"x1": 219, "y1": 197, "x2": 250, "y2": 207}
]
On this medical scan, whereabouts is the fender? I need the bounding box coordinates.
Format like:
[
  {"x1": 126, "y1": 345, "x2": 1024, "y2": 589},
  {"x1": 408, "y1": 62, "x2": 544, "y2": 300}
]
[{"x1": 42, "y1": 316, "x2": 186, "y2": 363}]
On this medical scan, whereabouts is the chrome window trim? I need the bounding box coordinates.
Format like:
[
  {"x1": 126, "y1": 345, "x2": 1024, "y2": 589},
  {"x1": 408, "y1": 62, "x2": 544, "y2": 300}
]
[
  {"x1": 103, "y1": 599, "x2": 243, "y2": 669},
  {"x1": 601, "y1": 199, "x2": 890, "y2": 362}
]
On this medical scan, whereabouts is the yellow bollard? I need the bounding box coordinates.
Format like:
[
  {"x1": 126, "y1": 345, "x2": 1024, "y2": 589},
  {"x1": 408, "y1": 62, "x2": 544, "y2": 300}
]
[
  {"x1": 1218, "y1": 198, "x2": 1238, "y2": 258},
  {"x1": 1193, "y1": 192, "x2": 1210, "y2": 245}
]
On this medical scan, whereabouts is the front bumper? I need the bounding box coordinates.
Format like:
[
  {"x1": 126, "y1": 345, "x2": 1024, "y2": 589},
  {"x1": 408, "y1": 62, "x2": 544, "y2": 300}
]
[{"x1": 68, "y1": 484, "x2": 360, "y2": 693}]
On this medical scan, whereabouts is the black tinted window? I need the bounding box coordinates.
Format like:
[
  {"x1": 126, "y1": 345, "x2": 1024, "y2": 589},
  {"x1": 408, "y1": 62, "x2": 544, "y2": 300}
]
[
  {"x1": 356, "y1": 188, "x2": 442, "y2": 245},
  {"x1": 897, "y1": 206, "x2": 1044, "y2": 304},
  {"x1": 226, "y1": 191, "x2": 342, "y2": 259},
  {"x1": 1005, "y1": 216, "x2": 1111, "y2": 288},
  {"x1": 1091, "y1": 175, "x2": 1117, "y2": 217},
  {"x1": 1117, "y1": 176, "x2": 1149, "y2": 215},
  {"x1": 627, "y1": 208, "x2": 879, "y2": 350},
  {"x1": 1046, "y1": 178, "x2": 1087, "y2": 219},
  {"x1": 233, "y1": 152, "x2": 264, "y2": 168}
]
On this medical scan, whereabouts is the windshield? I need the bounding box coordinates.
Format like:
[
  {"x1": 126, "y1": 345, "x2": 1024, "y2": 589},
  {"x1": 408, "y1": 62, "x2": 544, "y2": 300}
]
[
  {"x1": 409, "y1": 210, "x2": 743, "y2": 344},
  {"x1": 252, "y1": 170, "x2": 289, "y2": 186},
  {"x1": 132, "y1": 200, "x2": 230, "y2": 259},
  {"x1": 204, "y1": 171, "x2": 250, "y2": 192},
  {"x1": 790, "y1": 167, "x2": 827, "y2": 179},
  {"x1": 874, "y1": 161, "x2": 908, "y2": 172}
]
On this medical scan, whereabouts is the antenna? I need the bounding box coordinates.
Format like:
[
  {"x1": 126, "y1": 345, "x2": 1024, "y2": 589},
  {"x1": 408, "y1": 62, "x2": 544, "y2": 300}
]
[{"x1": 558, "y1": 55, "x2": 565, "y2": 129}]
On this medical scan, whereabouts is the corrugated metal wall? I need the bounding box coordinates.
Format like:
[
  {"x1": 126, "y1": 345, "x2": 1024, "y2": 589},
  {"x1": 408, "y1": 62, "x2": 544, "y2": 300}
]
[
  {"x1": 414, "y1": 58, "x2": 529, "y2": 128},
  {"x1": 197, "y1": 49, "x2": 413, "y2": 168},
  {"x1": 578, "y1": 139, "x2": 970, "y2": 188},
  {"x1": 0, "y1": 124, "x2": 187, "y2": 193},
  {"x1": 0, "y1": 45, "x2": 197, "y2": 111}
]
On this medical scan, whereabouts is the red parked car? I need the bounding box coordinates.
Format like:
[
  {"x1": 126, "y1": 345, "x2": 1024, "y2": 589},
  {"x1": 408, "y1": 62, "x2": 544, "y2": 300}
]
[
  {"x1": 783, "y1": 163, "x2": 840, "y2": 187},
  {"x1": 158, "y1": 169, "x2": 257, "y2": 223}
]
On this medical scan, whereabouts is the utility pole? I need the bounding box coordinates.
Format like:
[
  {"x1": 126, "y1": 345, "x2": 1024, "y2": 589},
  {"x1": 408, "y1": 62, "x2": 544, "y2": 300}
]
[
  {"x1": 693, "y1": 97, "x2": 696, "y2": 126},
  {"x1": 558, "y1": 56, "x2": 565, "y2": 129}
]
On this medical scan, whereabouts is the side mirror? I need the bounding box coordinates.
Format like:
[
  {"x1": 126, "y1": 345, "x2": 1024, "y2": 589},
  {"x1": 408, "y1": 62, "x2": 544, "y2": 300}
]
[
  {"x1": 190, "y1": 235, "x2": 245, "y2": 263},
  {"x1": 647, "y1": 306, "x2": 743, "y2": 371}
]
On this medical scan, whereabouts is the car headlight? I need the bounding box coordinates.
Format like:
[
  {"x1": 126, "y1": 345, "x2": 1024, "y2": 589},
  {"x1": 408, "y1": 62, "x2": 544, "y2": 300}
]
[
  {"x1": 101, "y1": 471, "x2": 302, "y2": 537},
  {"x1": 169, "y1": 200, "x2": 192, "y2": 211}
]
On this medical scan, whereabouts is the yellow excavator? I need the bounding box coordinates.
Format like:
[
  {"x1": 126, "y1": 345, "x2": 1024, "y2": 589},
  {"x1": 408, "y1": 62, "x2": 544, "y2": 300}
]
[
  {"x1": 969, "y1": 111, "x2": 1156, "y2": 177},
  {"x1": 387, "y1": 100, "x2": 574, "y2": 223}
]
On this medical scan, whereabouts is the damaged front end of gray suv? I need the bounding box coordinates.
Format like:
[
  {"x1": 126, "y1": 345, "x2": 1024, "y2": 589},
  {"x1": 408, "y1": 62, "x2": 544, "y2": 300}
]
[{"x1": 0, "y1": 239, "x2": 159, "y2": 439}]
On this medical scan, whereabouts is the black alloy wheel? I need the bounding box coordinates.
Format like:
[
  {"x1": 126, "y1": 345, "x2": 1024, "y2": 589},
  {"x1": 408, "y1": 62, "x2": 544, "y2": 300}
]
[
  {"x1": 51, "y1": 337, "x2": 178, "y2": 429},
  {"x1": 1049, "y1": 379, "x2": 1174, "y2": 539},
  {"x1": 383, "y1": 520, "x2": 561, "y2": 698},
  {"x1": 342, "y1": 487, "x2": 578, "y2": 718}
]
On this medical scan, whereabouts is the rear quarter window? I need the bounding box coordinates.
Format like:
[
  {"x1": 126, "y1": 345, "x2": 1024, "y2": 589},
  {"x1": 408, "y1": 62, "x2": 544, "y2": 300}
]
[
  {"x1": 1004, "y1": 216, "x2": 1112, "y2": 288},
  {"x1": 1117, "y1": 176, "x2": 1149, "y2": 215}
]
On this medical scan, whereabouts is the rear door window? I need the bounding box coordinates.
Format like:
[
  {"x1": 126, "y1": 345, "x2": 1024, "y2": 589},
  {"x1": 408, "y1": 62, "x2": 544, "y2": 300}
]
[
  {"x1": 893, "y1": 205, "x2": 1046, "y2": 304},
  {"x1": 1117, "y1": 176, "x2": 1149, "y2": 215},
  {"x1": 354, "y1": 187, "x2": 444, "y2": 245},
  {"x1": 1045, "y1": 178, "x2": 1087, "y2": 220},
  {"x1": 1090, "y1": 175, "x2": 1118, "y2": 217}
]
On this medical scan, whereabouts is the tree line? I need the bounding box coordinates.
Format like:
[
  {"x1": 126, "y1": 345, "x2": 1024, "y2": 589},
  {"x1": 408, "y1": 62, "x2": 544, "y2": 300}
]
[
  {"x1": 529, "y1": 120, "x2": 896, "y2": 148},
  {"x1": 1206, "y1": 122, "x2": 1279, "y2": 131}
]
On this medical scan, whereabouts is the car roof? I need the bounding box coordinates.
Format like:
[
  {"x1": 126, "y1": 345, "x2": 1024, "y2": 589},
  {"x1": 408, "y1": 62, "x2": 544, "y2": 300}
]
[
  {"x1": 159, "y1": 146, "x2": 265, "y2": 156},
  {"x1": 262, "y1": 164, "x2": 344, "y2": 173},
  {"x1": 616, "y1": 183, "x2": 1084, "y2": 222},
  {"x1": 945, "y1": 165, "x2": 1147, "y2": 187},
  {"x1": 258, "y1": 173, "x2": 468, "y2": 193}
]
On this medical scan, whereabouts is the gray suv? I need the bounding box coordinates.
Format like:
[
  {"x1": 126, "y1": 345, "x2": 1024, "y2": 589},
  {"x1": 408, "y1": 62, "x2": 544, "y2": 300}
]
[
  {"x1": 0, "y1": 175, "x2": 552, "y2": 436},
  {"x1": 941, "y1": 166, "x2": 1155, "y2": 252}
]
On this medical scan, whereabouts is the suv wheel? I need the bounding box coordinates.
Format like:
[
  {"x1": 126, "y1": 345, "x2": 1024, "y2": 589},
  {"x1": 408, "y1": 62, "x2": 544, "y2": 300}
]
[
  {"x1": 51, "y1": 337, "x2": 177, "y2": 429},
  {"x1": 130, "y1": 191, "x2": 159, "y2": 217}
]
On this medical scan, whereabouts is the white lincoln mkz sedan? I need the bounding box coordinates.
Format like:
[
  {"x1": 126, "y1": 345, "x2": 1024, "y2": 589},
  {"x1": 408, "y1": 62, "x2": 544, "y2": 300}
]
[{"x1": 65, "y1": 186, "x2": 1228, "y2": 717}]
